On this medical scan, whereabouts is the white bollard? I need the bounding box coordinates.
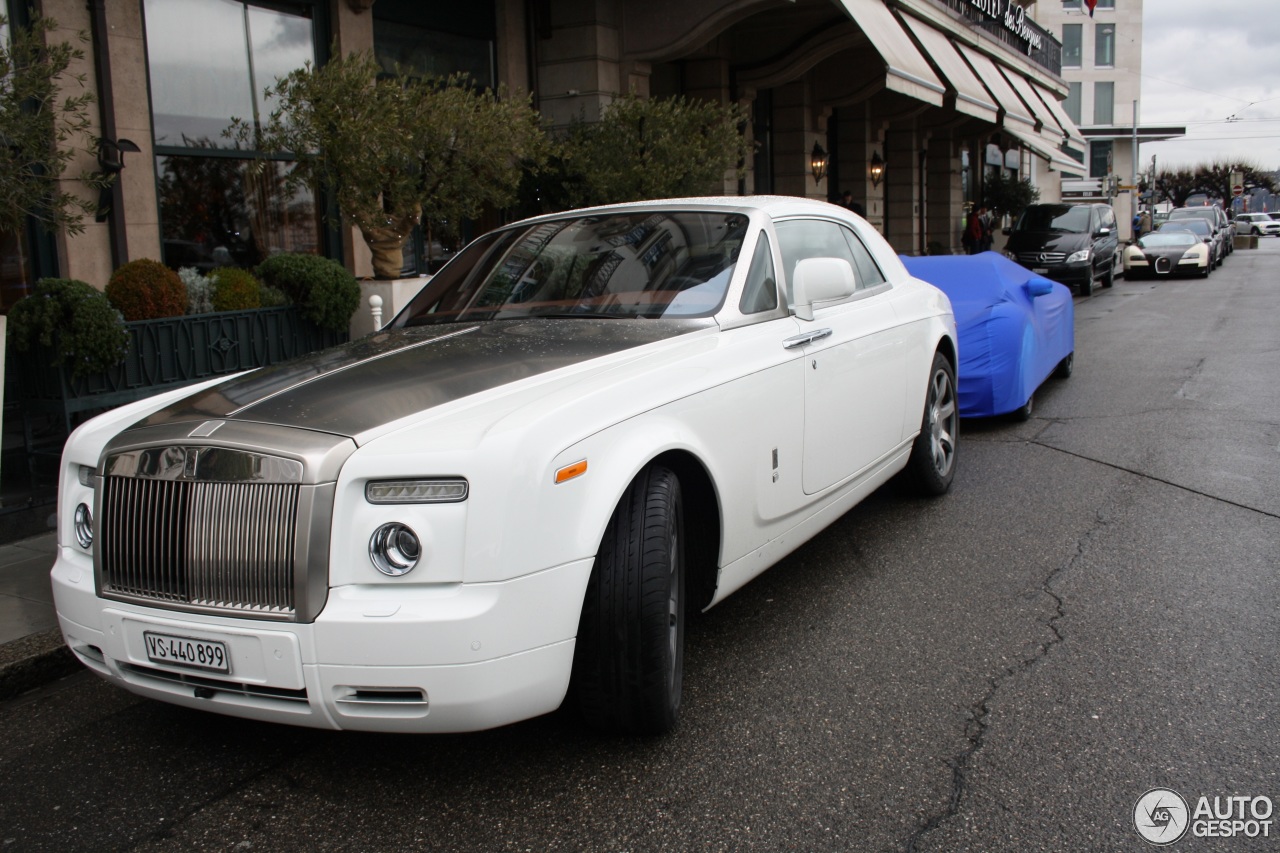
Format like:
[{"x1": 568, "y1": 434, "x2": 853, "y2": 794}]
[{"x1": 369, "y1": 293, "x2": 383, "y2": 330}]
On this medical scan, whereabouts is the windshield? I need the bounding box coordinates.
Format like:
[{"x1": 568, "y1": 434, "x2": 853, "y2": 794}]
[
  {"x1": 1138, "y1": 233, "x2": 1196, "y2": 248},
  {"x1": 1169, "y1": 208, "x2": 1217, "y2": 224},
  {"x1": 1159, "y1": 220, "x2": 1210, "y2": 237},
  {"x1": 1014, "y1": 205, "x2": 1092, "y2": 233},
  {"x1": 393, "y1": 212, "x2": 749, "y2": 326}
]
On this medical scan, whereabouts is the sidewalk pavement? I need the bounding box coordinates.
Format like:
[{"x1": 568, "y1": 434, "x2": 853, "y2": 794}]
[{"x1": 0, "y1": 532, "x2": 79, "y2": 699}]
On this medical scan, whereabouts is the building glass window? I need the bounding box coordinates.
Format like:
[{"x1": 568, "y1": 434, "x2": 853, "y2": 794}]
[
  {"x1": 1097, "y1": 0, "x2": 1115, "y2": 8},
  {"x1": 1094, "y1": 81, "x2": 1115, "y2": 125},
  {"x1": 1062, "y1": 24, "x2": 1082, "y2": 68},
  {"x1": 1064, "y1": 82, "x2": 1083, "y2": 125},
  {"x1": 1095, "y1": 23, "x2": 1116, "y2": 67},
  {"x1": 1089, "y1": 141, "x2": 1113, "y2": 179},
  {"x1": 144, "y1": 0, "x2": 324, "y2": 271}
]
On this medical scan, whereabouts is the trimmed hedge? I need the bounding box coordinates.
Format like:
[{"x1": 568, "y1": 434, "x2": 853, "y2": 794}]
[{"x1": 256, "y1": 253, "x2": 360, "y2": 332}]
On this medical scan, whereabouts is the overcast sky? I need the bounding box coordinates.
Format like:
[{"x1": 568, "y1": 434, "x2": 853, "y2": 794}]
[{"x1": 1138, "y1": 0, "x2": 1280, "y2": 171}]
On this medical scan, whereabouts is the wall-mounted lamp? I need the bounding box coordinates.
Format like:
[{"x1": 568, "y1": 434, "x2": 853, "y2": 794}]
[
  {"x1": 810, "y1": 141, "x2": 829, "y2": 185},
  {"x1": 95, "y1": 138, "x2": 141, "y2": 223},
  {"x1": 869, "y1": 150, "x2": 885, "y2": 188}
]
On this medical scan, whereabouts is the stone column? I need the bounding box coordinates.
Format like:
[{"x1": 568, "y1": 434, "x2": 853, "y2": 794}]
[
  {"x1": 835, "y1": 108, "x2": 887, "y2": 231},
  {"x1": 771, "y1": 82, "x2": 827, "y2": 200},
  {"x1": 926, "y1": 134, "x2": 964, "y2": 254},
  {"x1": 884, "y1": 125, "x2": 922, "y2": 254},
  {"x1": 534, "y1": 0, "x2": 623, "y2": 130}
]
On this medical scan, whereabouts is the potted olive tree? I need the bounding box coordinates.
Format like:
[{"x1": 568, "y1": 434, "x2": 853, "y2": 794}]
[
  {"x1": 235, "y1": 51, "x2": 547, "y2": 332},
  {"x1": 548, "y1": 93, "x2": 751, "y2": 209}
]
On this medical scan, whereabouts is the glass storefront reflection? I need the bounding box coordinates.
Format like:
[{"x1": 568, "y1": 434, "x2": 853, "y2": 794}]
[{"x1": 156, "y1": 156, "x2": 320, "y2": 270}]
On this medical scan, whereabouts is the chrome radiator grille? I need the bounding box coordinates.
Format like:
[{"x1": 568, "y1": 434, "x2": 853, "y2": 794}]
[
  {"x1": 1015, "y1": 252, "x2": 1066, "y2": 265},
  {"x1": 100, "y1": 476, "x2": 300, "y2": 616}
]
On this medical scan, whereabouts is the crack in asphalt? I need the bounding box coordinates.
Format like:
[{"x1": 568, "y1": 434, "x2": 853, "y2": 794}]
[{"x1": 901, "y1": 503, "x2": 1113, "y2": 853}]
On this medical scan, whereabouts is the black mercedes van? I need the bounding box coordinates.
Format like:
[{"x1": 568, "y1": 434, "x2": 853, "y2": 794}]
[{"x1": 1004, "y1": 203, "x2": 1119, "y2": 296}]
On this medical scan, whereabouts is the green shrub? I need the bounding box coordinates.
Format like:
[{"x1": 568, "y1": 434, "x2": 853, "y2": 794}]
[
  {"x1": 258, "y1": 284, "x2": 290, "y2": 308},
  {"x1": 256, "y1": 253, "x2": 360, "y2": 332},
  {"x1": 178, "y1": 266, "x2": 215, "y2": 314},
  {"x1": 7, "y1": 278, "x2": 129, "y2": 378},
  {"x1": 210, "y1": 267, "x2": 263, "y2": 312},
  {"x1": 105, "y1": 258, "x2": 187, "y2": 320}
]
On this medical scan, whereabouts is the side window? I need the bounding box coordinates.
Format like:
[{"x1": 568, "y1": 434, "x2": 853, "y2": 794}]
[
  {"x1": 774, "y1": 219, "x2": 859, "y2": 307},
  {"x1": 838, "y1": 226, "x2": 887, "y2": 289},
  {"x1": 739, "y1": 234, "x2": 779, "y2": 315}
]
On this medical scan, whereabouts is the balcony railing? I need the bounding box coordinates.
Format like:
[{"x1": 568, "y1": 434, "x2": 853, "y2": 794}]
[{"x1": 925, "y1": 0, "x2": 1063, "y2": 76}]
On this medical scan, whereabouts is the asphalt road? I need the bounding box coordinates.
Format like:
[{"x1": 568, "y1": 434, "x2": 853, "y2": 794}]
[{"x1": 3, "y1": 242, "x2": 1278, "y2": 852}]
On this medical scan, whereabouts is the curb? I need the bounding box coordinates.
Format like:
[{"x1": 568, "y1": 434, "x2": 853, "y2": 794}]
[{"x1": 0, "y1": 627, "x2": 81, "y2": 701}]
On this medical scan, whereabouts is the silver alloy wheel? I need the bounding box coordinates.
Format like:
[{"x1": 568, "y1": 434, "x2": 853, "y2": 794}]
[{"x1": 928, "y1": 367, "x2": 958, "y2": 478}]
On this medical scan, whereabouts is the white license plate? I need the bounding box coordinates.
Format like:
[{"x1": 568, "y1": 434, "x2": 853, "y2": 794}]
[
  {"x1": 1031, "y1": 267, "x2": 1049, "y2": 274},
  {"x1": 143, "y1": 631, "x2": 230, "y2": 674}
]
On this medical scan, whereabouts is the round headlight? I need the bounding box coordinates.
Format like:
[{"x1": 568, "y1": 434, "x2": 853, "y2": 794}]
[
  {"x1": 74, "y1": 503, "x2": 93, "y2": 550},
  {"x1": 369, "y1": 522, "x2": 421, "y2": 576}
]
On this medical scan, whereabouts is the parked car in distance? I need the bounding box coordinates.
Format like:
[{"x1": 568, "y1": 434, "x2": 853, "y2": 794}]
[
  {"x1": 1168, "y1": 206, "x2": 1232, "y2": 256},
  {"x1": 1158, "y1": 218, "x2": 1222, "y2": 268},
  {"x1": 1003, "y1": 202, "x2": 1119, "y2": 296},
  {"x1": 1234, "y1": 212, "x2": 1280, "y2": 236},
  {"x1": 50, "y1": 196, "x2": 959, "y2": 736},
  {"x1": 902, "y1": 253, "x2": 1073, "y2": 421},
  {"x1": 1123, "y1": 231, "x2": 1212, "y2": 279}
]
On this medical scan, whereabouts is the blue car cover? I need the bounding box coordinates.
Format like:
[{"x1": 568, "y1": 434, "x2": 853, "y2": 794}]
[{"x1": 901, "y1": 252, "x2": 1074, "y2": 417}]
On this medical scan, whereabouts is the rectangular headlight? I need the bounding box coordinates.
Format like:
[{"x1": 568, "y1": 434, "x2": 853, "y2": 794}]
[
  {"x1": 78, "y1": 465, "x2": 96, "y2": 487},
  {"x1": 366, "y1": 478, "x2": 469, "y2": 504}
]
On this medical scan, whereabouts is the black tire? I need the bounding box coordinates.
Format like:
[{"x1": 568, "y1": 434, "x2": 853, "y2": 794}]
[
  {"x1": 572, "y1": 465, "x2": 685, "y2": 735},
  {"x1": 1199, "y1": 263, "x2": 1210, "y2": 279},
  {"x1": 906, "y1": 352, "x2": 958, "y2": 496},
  {"x1": 1102, "y1": 257, "x2": 1115, "y2": 288},
  {"x1": 1012, "y1": 392, "x2": 1034, "y2": 422},
  {"x1": 1253, "y1": 227, "x2": 1262, "y2": 236},
  {"x1": 1079, "y1": 273, "x2": 1093, "y2": 297},
  {"x1": 1054, "y1": 351, "x2": 1074, "y2": 379}
]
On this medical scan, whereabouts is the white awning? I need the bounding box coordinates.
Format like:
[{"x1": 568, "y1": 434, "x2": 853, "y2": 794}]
[
  {"x1": 1028, "y1": 80, "x2": 1088, "y2": 149},
  {"x1": 900, "y1": 15, "x2": 999, "y2": 124},
  {"x1": 998, "y1": 65, "x2": 1065, "y2": 141},
  {"x1": 834, "y1": 0, "x2": 945, "y2": 107},
  {"x1": 1005, "y1": 127, "x2": 1085, "y2": 174},
  {"x1": 954, "y1": 42, "x2": 1036, "y2": 132}
]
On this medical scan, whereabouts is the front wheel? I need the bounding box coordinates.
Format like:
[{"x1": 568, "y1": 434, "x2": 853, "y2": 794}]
[
  {"x1": 1079, "y1": 274, "x2": 1094, "y2": 297},
  {"x1": 1102, "y1": 257, "x2": 1116, "y2": 288},
  {"x1": 906, "y1": 352, "x2": 958, "y2": 496},
  {"x1": 572, "y1": 465, "x2": 685, "y2": 735},
  {"x1": 1012, "y1": 392, "x2": 1034, "y2": 422}
]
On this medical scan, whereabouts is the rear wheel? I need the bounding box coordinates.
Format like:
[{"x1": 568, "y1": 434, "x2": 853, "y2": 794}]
[
  {"x1": 906, "y1": 352, "x2": 958, "y2": 496},
  {"x1": 573, "y1": 465, "x2": 685, "y2": 735},
  {"x1": 1054, "y1": 351, "x2": 1074, "y2": 379}
]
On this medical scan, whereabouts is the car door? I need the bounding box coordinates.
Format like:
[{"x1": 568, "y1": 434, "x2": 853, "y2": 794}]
[{"x1": 775, "y1": 218, "x2": 907, "y2": 496}]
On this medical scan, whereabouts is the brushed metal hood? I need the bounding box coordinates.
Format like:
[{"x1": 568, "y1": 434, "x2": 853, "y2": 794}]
[{"x1": 137, "y1": 318, "x2": 709, "y2": 439}]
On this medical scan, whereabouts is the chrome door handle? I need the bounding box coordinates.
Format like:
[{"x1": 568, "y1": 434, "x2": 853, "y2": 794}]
[{"x1": 783, "y1": 328, "x2": 833, "y2": 349}]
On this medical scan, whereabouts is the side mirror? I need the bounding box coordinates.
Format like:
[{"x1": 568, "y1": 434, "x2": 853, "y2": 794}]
[
  {"x1": 1096, "y1": 227, "x2": 1112, "y2": 237},
  {"x1": 792, "y1": 257, "x2": 857, "y2": 321},
  {"x1": 1027, "y1": 277, "x2": 1055, "y2": 298}
]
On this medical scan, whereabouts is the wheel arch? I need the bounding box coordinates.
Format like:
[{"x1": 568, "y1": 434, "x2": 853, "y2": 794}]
[{"x1": 649, "y1": 449, "x2": 722, "y2": 612}]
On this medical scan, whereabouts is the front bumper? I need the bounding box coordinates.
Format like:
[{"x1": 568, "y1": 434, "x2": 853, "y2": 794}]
[
  {"x1": 1024, "y1": 260, "x2": 1093, "y2": 287},
  {"x1": 53, "y1": 548, "x2": 593, "y2": 732}
]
